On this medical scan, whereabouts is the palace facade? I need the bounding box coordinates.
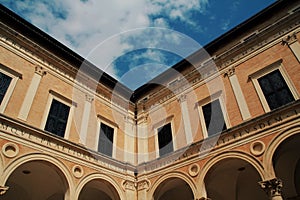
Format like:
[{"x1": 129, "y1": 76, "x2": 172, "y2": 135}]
[{"x1": 0, "y1": 0, "x2": 300, "y2": 199}]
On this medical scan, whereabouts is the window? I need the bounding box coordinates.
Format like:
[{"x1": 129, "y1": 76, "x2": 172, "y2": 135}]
[
  {"x1": 202, "y1": 99, "x2": 227, "y2": 137},
  {"x1": 0, "y1": 65, "x2": 20, "y2": 113},
  {"x1": 0, "y1": 72, "x2": 12, "y2": 105},
  {"x1": 258, "y1": 69, "x2": 294, "y2": 110},
  {"x1": 158, "y1": 123, "x2": 173, "y2": 156},
  {"x1": 98, "y1": 123, "x2": 114, "y2": 157},
  {"x1": 44, "y1": 99, "x2": 70, "y2": 137},
  {"x1": 249, "y1": 60, "x2": 298, "y2": 112}
]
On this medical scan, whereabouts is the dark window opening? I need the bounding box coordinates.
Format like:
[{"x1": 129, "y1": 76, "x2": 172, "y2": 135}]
[
  {"x1": 258, "y1": 69, "x2": 294, "y2": 110},
  {"x1": 98, "y1": 123, "x2": 114, "y2": 157},
  {"x1": 158, "y1": 123, "x2": 173, "y2": 156},
  {"x1": 202, "y1": 99, "x2": 227, "y2": 137},
  {"x1": 0, "y1": 72, "x2": 12, "y2": 105},
  {"x1": 45, "y1": 99, "x2": 70, "y2": 137}
]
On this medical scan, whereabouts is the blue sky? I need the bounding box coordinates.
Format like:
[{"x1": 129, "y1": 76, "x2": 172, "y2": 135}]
[{"x1": 1, "y1": 0, "x2": 276, "y2": 89}]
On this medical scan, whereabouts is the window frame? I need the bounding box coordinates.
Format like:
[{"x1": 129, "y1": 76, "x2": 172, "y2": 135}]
[
  {"x1": 41, "y1": 91, "x2": 74, "y2": 139},
  {"x1": 249, "y1": 60, "x2": 299, "y2": 112},
  {"x1": 153, "y1": 116, "x2": 175, "y2": 158},
  {"x1": 0, "y1": 65, "x2": 20, "y2": 113},
  {"x1": 96, "y1": 116, "x2": 118, "y2": 158},
  {"x1": 197, "y1": 92, "x2": 230, "y2": 138}
]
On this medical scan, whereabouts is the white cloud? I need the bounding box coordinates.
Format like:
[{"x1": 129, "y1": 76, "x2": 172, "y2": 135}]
[{"x1": 4, "y1": 0, "x2": 209, "y2": 88}]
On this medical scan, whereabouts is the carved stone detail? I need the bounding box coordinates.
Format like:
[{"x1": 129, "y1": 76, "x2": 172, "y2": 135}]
[
  {"x1": 35, "y1": 65, "x2": 47, "y2": 76},
  {"x1": 282, "y1": 32, "x2": 297, "y2": 45},
  {"x1": 0, "y1": 186, "x2": 9, "y2": 195},
  {"x1": 178, "y1": 94, "x2": 187, "y2": 103},
  {"x1": 122, "y1": 180, "x2": 136, "y2": 191},
  {"x1": 85, "y1": 94, "x2": 94, "y2": 103},
  {"x1": 137, "y1": 179, "x2": 151, "y2": 191},
  {"x1": 223, "y1": 67, "x2": 235, "y2": 77},
  {"x1": 259, "y1": 178, "x2": 283, "y2": 199}
]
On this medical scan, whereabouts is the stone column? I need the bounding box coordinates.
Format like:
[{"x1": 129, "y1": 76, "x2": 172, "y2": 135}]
[
  {"x1": 0, "y1": 186, "x2": 9, "y2": 195},
  {"x1": 259, "y1": 178, "x2": 283, "y2": 200},
  {"x1": 178, "y1": 94, "x2": 193, "y2": 145},
  {"x1": 79, "y1": 94, "x2": 94, "y2": 145},
  {"x1": 18, "y1": 65, "x2": 46, "y2": 121},
  {"x1": 224, "y1": 67, "x2": 251, "y2": 120},
  {"x1": 282, "y1": 32, "x2": 300, "y2": 62}
]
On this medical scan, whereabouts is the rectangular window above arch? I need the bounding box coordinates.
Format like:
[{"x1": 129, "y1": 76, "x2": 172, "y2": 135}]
[
  {"x1": 158, "y1": 123, "x2": 174, "y2": 157},
  {"x1": 249, "y1": 60, "x2": 299, "y2": 112},
  {"x1": 0, "y1": 64, "x2": 21, "y2": 113}
]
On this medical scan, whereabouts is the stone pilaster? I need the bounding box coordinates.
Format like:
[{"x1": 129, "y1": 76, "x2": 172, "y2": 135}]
[
  {"x1": 178, "y1": 94, "x2": 193, "y2": 144},
  {"x1": 282, "y1": 32, "x2": 300, "y2": 63},
  {"x1": 259, "y1": 178, "x2": 283, "y2": 200},
  {"x1": 79, "y1": 94, "x2": 94, "y2": 145},
  {"x1": 224, "y1": 66, "x2": 251, "y2": 120},
  {"x1": 18, "y1": 65, "x2": 47, "y2": 120}
]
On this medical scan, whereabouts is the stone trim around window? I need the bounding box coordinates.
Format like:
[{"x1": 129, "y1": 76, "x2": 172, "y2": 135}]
[
  {"x1": 0, "y1": 64, "x2": 21, "y2": 113},
  {"x1": 40, "y1": 90, "x2": 75, "y2": 139},
  {"x1": 96, "y1": 115, "x2": 118, "y2": 159},
  {"x1": 249, "y1": 59, "x2": 299, "y2": 112},
  {"x1": 196, "y1": 91, "x2": 230, "y2": 139}
]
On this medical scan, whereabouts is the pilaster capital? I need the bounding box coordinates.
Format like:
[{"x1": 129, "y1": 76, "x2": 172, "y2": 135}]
[
  {"x1": 223, "y1": 67, "x2": 235, "y2": 78},
  {"x1": 178, "y1": 94, "x2": 187, "y2": 103},
  {"x1": 137, "y1": 179, "x2": 151, "y2": 191},
  {"x1": 259, "y1": 178, "x2": 283, "y2": 198},
  {"x1": 122, "y1": 180, "x2": 136, "y2": 191},
  {"x1": 35, "y1": 65, "x2": 47, "y2": 76},
  {"x1": 0, "y1": 186, "x2": 9, "y2": 195},
  {"x1": 282, "y1": 32, "x2": 297, "y2": 45},
  {"x1": 85, "y1": 94, "x2": 94, "y2": 103}
]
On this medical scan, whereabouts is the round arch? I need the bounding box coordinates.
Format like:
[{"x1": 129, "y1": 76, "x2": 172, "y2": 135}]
[
  {"x1": 263, "y1": 125, "x2": 300, "y2": 178},
  {"x1": 75, "y1": 173, "x2": 124, "y2": 200},
  {"x1": 264, "y1": 125, "x2": 300, "y2": 199},
  {"x1": 198, "y1": 150, "x2": 266, "y2": 185},
  {"x1": 0, "y1": 153, "x2": 74, "y2": 199},
  {"x1": 199, "y1": 151, "x2": 266, "y2": 200},
  {"x1": 148, "y1": 171, "x2": 197, "y2": 199}
]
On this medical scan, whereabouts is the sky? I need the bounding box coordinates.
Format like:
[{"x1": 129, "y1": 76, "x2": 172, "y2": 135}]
[{"x1": 1, "y1": 0, "x2": 276, "y2": 90}]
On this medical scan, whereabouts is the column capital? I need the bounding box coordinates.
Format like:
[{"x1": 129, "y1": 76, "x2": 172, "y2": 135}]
[
  {"x1": 137, "y1": 179, "x2": 150, "y2": 191},
  {"x1": 85, "y1": 94, "x2": 94, "y2": 102},
  {"x1": 178, "y1": 94, "x2": 187, "y2": 103},
  {"x1": 282, "y1": 32, "x2": 297, "y2": 45},
  {"x1": 0, "y1": 186, "x2": 9, "y2": 195},
  {"x1": 259, "y1": 178, "x2": 283, "y2": 199},
  {"x1": 35, "y1": 65, "x2": 47, "y2": 76},
  {"x1": 122, "y1": 180, "x2": 136, "y2": 191},
  {"x1": 223, "y1": 67, "x2": 235, "y2": 78}
]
